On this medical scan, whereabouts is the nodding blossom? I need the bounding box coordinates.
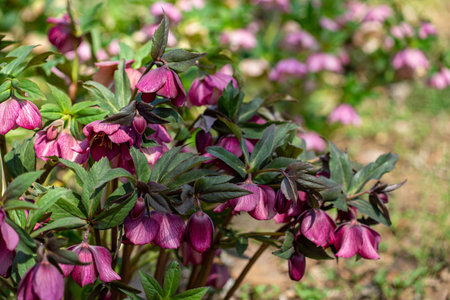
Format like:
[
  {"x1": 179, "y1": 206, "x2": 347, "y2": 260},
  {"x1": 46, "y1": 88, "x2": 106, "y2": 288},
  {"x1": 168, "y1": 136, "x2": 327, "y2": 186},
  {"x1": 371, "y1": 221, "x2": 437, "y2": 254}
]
[
  {"x1": 269, "y1": 59, "x2": 307, "y2": 82},
  {"x1": 0, "y1": 97, "x2": 42, "y2": 135},
  {"x1": 47, "y1": 14, "x2": 81, "y2": 53},
  {"x1": 328, "y1": 104, "x2": 362, "y2": 127},
  {"x1": 188, "y1": 72, "x2": 238, "y2": 106}
]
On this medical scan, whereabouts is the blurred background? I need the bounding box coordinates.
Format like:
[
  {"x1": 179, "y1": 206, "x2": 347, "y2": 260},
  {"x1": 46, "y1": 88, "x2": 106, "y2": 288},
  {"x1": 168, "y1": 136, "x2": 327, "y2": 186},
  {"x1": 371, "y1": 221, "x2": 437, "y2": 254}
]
[{"x1": 1, "y1": 0, "x2": 449, "y2": 298}]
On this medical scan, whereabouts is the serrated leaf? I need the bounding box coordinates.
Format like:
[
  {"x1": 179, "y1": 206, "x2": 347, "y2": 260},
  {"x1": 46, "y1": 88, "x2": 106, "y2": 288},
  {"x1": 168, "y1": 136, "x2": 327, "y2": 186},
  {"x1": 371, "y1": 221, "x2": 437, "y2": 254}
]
[
  {"x1": 206, "y1": 146, "x2": 247, "y2": 178},
  {"x1": 84, "y1": 81, "x2": 119, "y2": 113},
  {"x1": 163, "y1": 261, "x2": 180, "y2": 297},
  {"x1": 2, "y1": 45, "x2": 36, "y2": 75},
  {"x1": 4, "y1": 137, "x2": 36, "y2": 178},
  {"x1": 2, "y1": 170, "x2": 43, "y2": 202},
  {"x1": 329, "y1": 142, "x2": 353, "y2": 192},
  {"x1": 46, "y1": 84, "x2": 72, "y2": 112},
  {"x1": 28, "y1": 187, "x2": 71, "y2": 230},
  {"x1": 139, "y1": 271, "x2": 163, "y2": 300}
]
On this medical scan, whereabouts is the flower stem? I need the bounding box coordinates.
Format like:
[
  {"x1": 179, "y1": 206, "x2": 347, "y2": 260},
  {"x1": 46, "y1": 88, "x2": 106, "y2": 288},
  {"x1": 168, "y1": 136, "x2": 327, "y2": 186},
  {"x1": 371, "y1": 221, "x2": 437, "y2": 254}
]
[
  {"x1": 154, "y1": 248, "x2": 169, "y2": 285},
  {"x1": 120, "y1": 244, "x2": 133, "y2": 283}
]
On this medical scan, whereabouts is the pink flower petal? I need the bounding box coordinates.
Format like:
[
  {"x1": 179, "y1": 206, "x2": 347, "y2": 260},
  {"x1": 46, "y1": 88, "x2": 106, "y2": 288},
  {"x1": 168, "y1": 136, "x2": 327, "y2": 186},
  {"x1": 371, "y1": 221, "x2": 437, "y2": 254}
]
[
  {"x1": 90, "y1": 245, "x2": 121, "y2": 282},
  {"x1": 0, "y1": 98, "x2": 20, "y2": 135}
]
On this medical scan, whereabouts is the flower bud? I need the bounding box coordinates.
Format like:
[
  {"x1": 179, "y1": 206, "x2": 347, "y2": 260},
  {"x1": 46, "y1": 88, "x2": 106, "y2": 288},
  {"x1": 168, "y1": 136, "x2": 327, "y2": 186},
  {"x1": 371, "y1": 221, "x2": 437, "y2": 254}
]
[
  {"x1": 132, "y1": 114, "x2": 147, "y2": 135},
  {"x1": 0, "y1": 209, "x2": 19, "y2": 277},
  {"x1": 288, "y1": 251, "x2": 306, "y2": 281},
  {"x1": 185, "y1": 211, "x2": 214, "y2": 252},
  {"x1": 206, "y1": 264, "x2": 230, "y2": 289},
  {"x1": 298, "y1": 208, "x2": 336, "y2": 247}
]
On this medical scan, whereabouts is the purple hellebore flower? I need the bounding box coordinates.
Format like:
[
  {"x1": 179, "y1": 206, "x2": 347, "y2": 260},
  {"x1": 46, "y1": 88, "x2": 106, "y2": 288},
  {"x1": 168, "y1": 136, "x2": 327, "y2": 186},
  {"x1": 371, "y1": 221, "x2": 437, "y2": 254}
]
[
  {"x1": 269, "y1": 58, "x2": 307, "y2": 82},
  {"x1": 60, "y1": 242, "x2": 121, "y2": 286},
  {"x1": 298, "y1": 208, "x2": 336, "y2": 247},
  {"x1": 141, "y1": 145, "x2": 167, "y2": 165},
  {"x1": 136, "y1": 66, "x2": 186, "y2": 106},
  {"x1": 151, "y1": 2, "x2": 182, "y2": 24},
  {"x1": 0, "y1": 98, "x2": 42, "y2": 135},
  {"x1": 220, "y1": 29, "x2": 258, "y2": 52},
  {"x1": 34, "y1": 120, "x2": 88, "y2": 164},
  {"x1": 283, "y1": 30, "x2": 318, "y2": 51},
  {"x1": 151, "y1": 211, "x2": 186, "y2": 249},
  {"x1": 148, "y1": 124, "x2": 172, "y2": 144},
  {"x1": 336, "y1": 206, "x2": 358, "y2": 222},
  {"x1": 82, "y1": 120, "x2": 134, "y2": 162},
  {"x1": 195, "y1": 130, "x2": 213, "y2": 154},
  {"x1": 188, "y1": 72, "x2": 238, "y2": 106},
  {"x1": 306, "y1": 53, "x2": 343, "y2": 73},
  {"x1": 392, "y1": 48, "x2": 429, "y2": 71},
  {"x1": 362, "y1": 5, "x2": 392, "y2": 23},
  {"x1": 47, "y1": 14, "x2": 81, "y2": 53},
  {"x1": 18, "y1": 258, "x2": 64, "y2": 300},
  {"x1": 274, "y1": 191, "x2": 307, "y2": 223},
  {"x1": 185, "y1": 210, "x2": 214, "y2": 252},
  {"x1": 179, "y1": 242, "x2": 206, "y2": 266},
  {"x1": 334, "y1": 220, "x2": 381, "y2": 259},
  {"x1": 206, "y1": 264, "x2": 231, "y2": 289},
  {"x1": 328, "y1": 104, "x2": 362, "y2": 127},
  {"x1": 132, "y1": 114, "x2": 148, "y2": 136},
  {"x1": 228, "y1": 183, "x2": 262, "y2": 213},
  {"x1": 248, "y1": 185, "x2": 277, "y2": 220},
  {"x1": 124, "y1": 197, "x2": 159, "y2": 245},
  {"x1": 429, "y1": 68, "x2": 450, "y2": 90},
  {"x1": 288, "y1": 251, "x2": 306, "y2": 281},
  {"x1": 419, "y1": 22, "x2": 437, "y2": 39},
  {"x1": 299, "y1": 132, "x2": 326, "y2": 152},
  {"x1": 390, "y1": 22, "x2": 414, "y2": 39},
  {"x1": 0, "y1": 209, "x2": 19, "y2": 277}
]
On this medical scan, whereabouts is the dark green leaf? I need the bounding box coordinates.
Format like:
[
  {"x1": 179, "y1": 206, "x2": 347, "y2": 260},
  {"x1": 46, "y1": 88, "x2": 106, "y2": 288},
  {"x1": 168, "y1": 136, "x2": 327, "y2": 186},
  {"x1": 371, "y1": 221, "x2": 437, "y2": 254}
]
[
  {"x1": 130, "y1": 147, "x2": 151, "y2": 182},
  {"x1": 206, "y1": 146, "x2": 247, "y2": 178},
  {"x1": 236, "y1": 237, "x2": 248, "y2": 256},
  {"x1": 250, "y1": 124, "x2": 275, "y2": 171},
  {"x1": 2, "y1": 171, "x2": 43, "y2": 202},
  {"x1": 151, "y1": 13, "x2": 169, "y2": 60},
  {"x1": 4, "y1": 137, "x2": 36, "y2": 178},
  {"x1": 172, "y1": 288, "x2": 208, "y2": 300},
  {"x1": 238, "y1": 97, "x2": 263, "y2": 123},
  {"x1": 94, "y1": 192, "x2": 138, "y2": 229},
  {"x1": 30, "y1": 217, "x2": 87, "y2": 237},
  {"x1": 28, "y1": 187, "x2": 70, "y2": 230},
  {"x1": 217, "y1": 82, "x2": 244, "y2": 120},
  {"x1": 84, "y1": 81, "x2": 119, "y2": 113},
  {"x1": 5, "y1": 218, "x2": 36, "y2": 254},
  {"x1": 295, "y1": 236, "x2": 333, "y2": 260},
  {"x1": 163, "y1": 49, "x2": 206, "y2": 73},
  {"x1": 281, "y1": 176, "x2": 298, "y2": 201},
  {"x1": 25, "y1": 51, "x2": 56, "y2": 70},
  {"x1": 114, "y1": 60, "x2": 131, "y2": 108},
  {"x1": 2, "y1": 45, "x2": 35, "y2": 75},
  {"x1": 349, "y1": 198, "x2": 391, "y2": 227},
  {"x1": 329, "y1": 142, "x2": 353, "y2": 192},
  {"x1": 272, "y1": 231, "x2": 295, "y2": 260},
  {"x1": 150, "y1": 146, "x2": 183, "y2": 182},
  {"x1": 139, "y1": 271, "x2": 163, "y2": 300},
  {"x1": 197, "y1": 183, "x2": 252, "y2": 203},
  {"x1": 3, "y1": 200, "x2": 39, "y2": 211}
]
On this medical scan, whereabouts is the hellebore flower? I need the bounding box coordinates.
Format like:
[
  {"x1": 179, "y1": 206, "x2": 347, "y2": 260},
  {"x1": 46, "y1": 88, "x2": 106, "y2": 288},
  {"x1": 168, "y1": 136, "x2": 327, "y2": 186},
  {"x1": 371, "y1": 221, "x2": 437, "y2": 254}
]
[
  {"x1": 195, "y1": 130, "x2": 212, "y2": 154},
  {"x1": 328, "y1": 104, "x2": 362, "y2": 127},
  {"x1": 82, "y1": 120, "x2": 133, "y2": 162},
  {"x1": 34, "y1": 120, "x2": 88, "y2": 164},
  {"x1": 220, "y1": 29, "x2": 258, "y2": 52},
  {"x1": 228, "y1": 183, "x2": 262, "y2": 213},
  {"x1": 392, "y1": 48, "x2": 429, "y2": 71},
  {"x1": 179, "y1": 242, "x2": 205, "y2": 266},
  {"x1": 298, "y1": 132, "x2": 326, "y2": 152},
  {"x1": 362, "y1": 5, "x2": 392, "y2": 23},
  {"x1": 0, "y1": 98, "x2": 42, "y2": 135},
  {"x1": 320, "y1": 17, "x2": 340, "y2": 31},
  {"x1": 390, "y1": 22, "x2": 414, "y2": 39},
  {"x1": 132, "y1": 114, "x2": 147, "y2": 136},
  {"x1": 47, "y1": 14, "x2": 81, "y2": 53},
  {"x1": 283, "y1": 30, "x2": 318, "y2": 51},
  {"x1": 151, "y1": 211, "x2": 186, "y2": 249},
  {"x1": 136, "y1": 66, "x2": 186, "y2": 106},
  {"x1": 274, "y1": 191, "x2": 307, "y2": 223},
  {"x1": 185, "y1": 211, "x2": 214, "y2": 252},
  {"x1": 248, "y1": 185, "x2": 277, "y2": 220},
  {"x1": 0, "y1": 209, "x2": 19, "y2": 277},
  {"x1": 188, "y1": 72, "x2": 237, "y2": 106},
  {"x1": 18, "y1": 258, "x2": 64, "y2": 300},
  {"x1": 419, "y1": 22, "x2": 437, "y2": 39},
  {"x1": 151, "y1": 2, "x2": 182, "y2": 23},
  {"x1": 124, "y1": 198, "x2": 159, "y2": 245},
  {"x1": 60, "y1": 242, "x2": 121, "y2": 286},
  {"x1": 148, "y1": 124, "x2": 172, "y2": 144},
  {"x1": 288, "y1": 251, "x2": 306, "y2": 281},
  {"x1": 92, "y1": 60, "x2": 135, "y2": 89},
  {"x1": 206, "y1": 264, "x2": 231, "y2": 289},
  {"x1": 306, "y1": 53, "x2": 343, "y2": 73},
  {"x1": 334, "y1": 220, "x2": 381, "y2": 259},
  {"x1": 141, "y1": 145, "x2": 167, "y2": 165},
  {"x1": 269, "y1": 58, "x2": 307, "y2": 82},
  {"x1": 429, "y1": 68, "x2": 450, "y2": 90},
  {"x1": 298, "y1": 208, "x2": 336, "y2": 247}
]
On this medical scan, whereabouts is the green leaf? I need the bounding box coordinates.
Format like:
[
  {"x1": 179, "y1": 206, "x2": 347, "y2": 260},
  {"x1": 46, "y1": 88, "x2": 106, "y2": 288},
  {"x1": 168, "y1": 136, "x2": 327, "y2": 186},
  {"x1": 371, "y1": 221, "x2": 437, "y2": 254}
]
[
  {"x1": 16, "y1": 79, "x2": 44, "y2": 100},
  {"x1": 250, "y1": 124, "x2": 275, "y2": 171},
  {"x1": 4, "y1": 137, "x2": 36, "y2": 178},
  {"x1": 24, "y1": 51, "x2": 56, "y2": 70},
  {"x1": 5, "y1": 218, "x2": 36, "y2": 254},
  {"x1": 80, "y1": 2, "x2": 103, "y2": 33},
  {"x1": 2, "y1": 170, "x2": 43, "y2": 202},
  {"x1": 295, "y1": 236, "x2": 333, "y2": 260},
  {"x1": 46, "y1": 84, "x2": 72, "y2": 112},
  {"x1": 329, "y1": 142, "x2": 353, "y2": 192},
  {"x1": 3, "y1": 200, "x2": 39, "y2": 211},
  {"x1": 296, "y1": 173, "x2": 330, "y2": 191},
  {"x1": 130, "y1": 147, "x2": 150, "y2": 182},
  {"x1": 160, "y1": 156, "x2": 209, "y2": 185},
  {"x1": 150, "y1": 146, "x2": 183, "y2": 182},
  {"x1": 40, "y1": 103, "x2": 64, "y2": 120},
  {"x1": 197, "y1": 182, "x2": 252, "y2": 203},
  {"x1": 272, "y1": 231, "x2": 295, "y2": 260},
  {"x1": 28, "y1": 187, "x2": 70, "y2": 230},
  {"x1": 84, "y1": 81, "x2": 119, "y2": 113},
  {"x1": 2, "y1": 45, "x2": 36, "y2": 75},
  {"x1": 217, "y1": 82, "x2": 244, "y2": 120},
  {"x1": 59, "y1": 159, "x2": 88, "y2": 185},
  {"x1": 330, "y1": 194, "x2": 348, "y2": 211},
  {"x1": 349, "y1": 198, "x2": 391, "y2": 227},
  {"x1": 172, "y1": 287, "x2": 208, "y2": 300},
  {"x1": 236, "y1": 236, "x2": 248, "y2": 256},
  {"x1": 280, "y1": 176, "x2": 297, "y2": 201},
  {"x1": 114, "y1": 59, "x2": 131, "y2": 108},
  {"x1": 30, "y1": 217, "x2": 87, "y2": 237},
  {"x1": 139, "y1": 271, "x2": 163, "y2": 300},
  {"x1": 206, "y1": 146, "x2": 247, "y2": 178},
  {"x1": 71, "y1": 101, "x2": 98, "y2": 113},
  {"x1": 151, "y1": 13, "x2": 169, "y2": 60},
  {"x1": 119, "y1": 42, "x2": 134, "y2": 61},
  {"x1": 0, "y1": 80, "x2": 11, "y2": 102},
  {"x1": 133, "y1": 41, "x2": 153, "y2": 69},
  {"x1": 167, "y1": 169, "x2": 217, "y2": 189},
  {"x1": 349, "y1": 153, "x2": 398, "y2": 194},
  {"x1": 94, "y1": 191, "x2": 138, "y2": 229},
  {"x1": 163, "y1": 49, "x2": 206, "y2": 73},
  {"x1": 238, "y1": 97, "x2": 263, "y2": 123},
  {"x1": 163, "y1": 261, "x2": 180, "y2": 297}
]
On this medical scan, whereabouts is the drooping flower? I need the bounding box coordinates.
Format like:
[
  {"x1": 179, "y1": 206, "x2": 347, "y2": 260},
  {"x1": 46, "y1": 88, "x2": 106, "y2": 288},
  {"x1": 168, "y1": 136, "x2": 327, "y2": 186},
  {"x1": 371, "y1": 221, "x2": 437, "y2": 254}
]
[
  {"x1": 227, "y1": 183, "x2": 262, "y2": 213},
  {"x1": 298, "y1": 208, "x2": 336, "y2": 247},
  {"x1": 124, "y1": 197, "x2": 159, "y2": 245},
  {"x1": 334, "y1": 220, "x2": 381, "y2": 259},
  {"x1": 151, "y1": 211, "x2": 186, "y2": 249},
  {"x1": 151, "y1": 2, "x2": 182, "y2": 24},
  {"x1": 269, "y1": 59, "x2": 307, "y2": 82},
  {"x1": 288, "y1": 251, "x2": 306, "y2": 281},
  {"x1": 392, "y1": 48, "x2": 429, "y2": 72},
  {"x1": 18, "y1": 258, "x2": 64, "y2": 300},
  {"x1": 188, "y1": 72, "x2": 237, "y2": 106},
  {"x1": 299, "y1": 132, "x2": 326, "y2": 152},
  {"x1": 0, "y1": 209, "x2": 19, "y2": 277},
  {"x1": 390, "y1": 22, "x2": 414, "y2": 39},
  {"x1": 47, "y1": 14, "x2": 81, "y2": 53},
  {"x1": 185, "y1": 211, "x2": 214, "y2": 252},
  {"x1": 60, "y1": 242, "x2": 121, "y2": 287},
  {"x1": 220, "y1": 29, "x2": 258, "y2": 52},
  {"x1": 136, "y1": 66, "x2": 186, "y2": 106},
  {"x1": 179, "y1": 242, "x2": 206, "y2": 266},
  {"x1": 0, "y1": 98, "x2": 42, "y2": 135},
  {"x1": 419, "y1": 22, "x2": 437, "y2": 39},
  {"x1": 283, "y1": 30, "x2": 318, "y2": 51},
  {"x1": 362, "y1": 5, "x2": 392, "y2": 23},
  {"x1": 206, "y1": 264, "x2": 231, "y2": 289},
  {"x1": 428, "y1": 68, "x2": 450, "y2": 90},
  {"x1": 328, "y1": 104, "x2": 362, "y2": 127},
  {"x1": 195, "y1": 130, "x2": 212, "y2": 154},
  {"x1": 248, "y1": 185, "x2": 277, "y2": 220},
  {"x1": 306, "y1": 53, "x2": 343, "y2": 73},
  {"x1": 274, "y1": 191, "x2": 307, "y2": 223}
]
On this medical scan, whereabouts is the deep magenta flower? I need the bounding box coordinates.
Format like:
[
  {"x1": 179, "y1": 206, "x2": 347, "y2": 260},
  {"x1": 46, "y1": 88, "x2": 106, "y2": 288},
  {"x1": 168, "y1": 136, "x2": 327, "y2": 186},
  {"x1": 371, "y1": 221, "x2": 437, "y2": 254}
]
[
  {"x1": 188, "y1": 72, "x2": 237, "y2": 106},
  {"x1": 299, "y1": 132, "x2": 326, "y2": 152},
  {"x1": 419, "y1": 22, "x2": 437, "y2": 39},
  {"x1": 0, "y1": 209, "x2": 19, "y2": 277},
  {"x1": 206, "y1": 264, "x2": 230, "y2": 289},
  {"x1": 248, "y1": 185, "x2": 277, "y2": 220},
  {"x1": 328, "y1": 104, "x2": 362, "y2": 127},
  {"x1": 298, "y1": 208, "x2": 336, "y2": 247},
  {"x1": 132, "y1": 114, "x2": 147, "y2": 136},
  {"x1": 334, "y1": 220, "x2": 381, "y2": 259},
  {"x1": 274, "y1": 191, "x2": 307, "y2": 223},
  {"x1": 148, "y1": 124, "x2": 172, "y2": 144},
  {"x1": 47, "y1": 14, "x2": 81, "y2": 53},
  {"x1": 82, "y1": 120, "x2": 134, "y2": 162},
  {"x1": 392, "y1": 49, "x2": 429, "y2": 71},
  {"x1": 136, "y1": 66, "x2": 186, "y2": 106},
  {"x1": 179, "y1": 242, "x2": 205, "y2": 266},
  {"x1": 228, "y1": 183, "x2": 262, "y2": 213},
  {"x1": 288, "y1": 251, "x2": 306, "y2": 281},
  {"x1": 269, "y1": 59, "x2": 307, "y2": 82},
  {"x1": 18, "y1": 258, "x2": 64, "y2": 300},
  {"x1": 195, "y1": 130, "x2": 212, "y2": 154},
  {"x1": 124, "y1": 198, "x2": 159, "y2": 245},
  {"x1": 151, "y1": 211, "x2": 186, "y2": 249},
  {"x1": 185, "y1": 211, "x2": 214, "y2": 252},
  {"x1": 0, "y1": 98, "x2": 42, "y2": 135},
  {"x1": 60, "y1": 242, "x2": 121, "y2": 286},
  {"x1": 34, "y1": 120, "x2": 88, "y2": 163},
  {"x1": 306, "y1": 53, "x2": 343, "y2": 73},
  {"x1": 283, "y1": 30, "x2": 318, "y2": 51}
]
